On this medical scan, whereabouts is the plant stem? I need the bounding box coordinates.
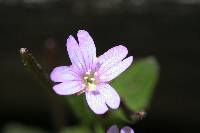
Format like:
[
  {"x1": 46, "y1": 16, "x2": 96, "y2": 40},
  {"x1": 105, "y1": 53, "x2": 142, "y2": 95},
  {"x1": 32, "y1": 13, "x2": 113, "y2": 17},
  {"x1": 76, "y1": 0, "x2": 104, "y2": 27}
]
[
  {"x1": 20, "y1": 48, "x2": 52, "y2": 89},
  {"x1": 20, "y1": 48, "x2": 65, "y2": 131}
]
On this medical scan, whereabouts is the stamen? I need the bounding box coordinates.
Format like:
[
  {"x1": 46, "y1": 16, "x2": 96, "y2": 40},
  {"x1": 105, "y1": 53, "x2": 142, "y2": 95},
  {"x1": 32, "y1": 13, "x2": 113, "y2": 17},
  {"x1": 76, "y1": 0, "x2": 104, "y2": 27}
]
[
  {"x1": 90, "y1": 78, "x2": 95, "y2": 81},
  {"x1": 84, "y1": 77, "x2": 88, "y2": 80},
  {"x1": 86, "y1": 69, "x2": 91, "y2": 75},
  {"x1": 82, "y1": 70, "x2": 98, "y2": 92},
  {"x1": 94, "y1": 72, "x2": 98, "y2": 76}
]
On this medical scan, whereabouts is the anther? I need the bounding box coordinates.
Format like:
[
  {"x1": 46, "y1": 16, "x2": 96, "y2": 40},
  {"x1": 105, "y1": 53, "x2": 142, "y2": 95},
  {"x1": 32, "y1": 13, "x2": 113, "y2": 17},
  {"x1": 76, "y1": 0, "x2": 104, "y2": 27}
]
[
  {"x1": 84, "y1": 77, "x2": 88, "y2": 80},
  {"x1": 86, "y1": 69, "x2": 91, "y2": 75},
  {"x1": 90, "y1": 78, "x2": 95, "y2": 81},
  {"x1": 94, "y1": 72, "x2": 98, "y2": 76}
]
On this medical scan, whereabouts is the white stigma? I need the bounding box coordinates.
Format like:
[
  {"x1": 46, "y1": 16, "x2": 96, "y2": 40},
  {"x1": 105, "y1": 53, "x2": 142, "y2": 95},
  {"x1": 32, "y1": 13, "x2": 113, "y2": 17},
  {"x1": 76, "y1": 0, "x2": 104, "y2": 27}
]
[
  {"x1": 90, "y1": 78, "x2": 95, "y2": 81},
  {"x1": 83, "y1": 70, "x2": 98, "y2": 92},
  {"x1": 84, "y1": 77, "x2": 88, "y2": 80}
]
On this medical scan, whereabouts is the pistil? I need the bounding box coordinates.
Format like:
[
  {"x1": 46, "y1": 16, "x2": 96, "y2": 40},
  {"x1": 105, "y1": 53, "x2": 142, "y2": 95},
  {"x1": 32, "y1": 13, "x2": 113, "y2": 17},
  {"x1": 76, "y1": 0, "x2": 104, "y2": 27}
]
[{"x1": 83, "y1": 70, "x2": 97, "y2": 92}]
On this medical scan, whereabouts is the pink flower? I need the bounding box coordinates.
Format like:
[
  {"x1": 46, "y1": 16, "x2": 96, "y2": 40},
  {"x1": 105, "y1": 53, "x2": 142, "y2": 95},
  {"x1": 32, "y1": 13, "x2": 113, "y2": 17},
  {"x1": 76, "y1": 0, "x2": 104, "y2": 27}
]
[
  {"x1": 107, "y1": 125, "x2": 134, "y2": 133},
  {"x1": 50, "y1": 30, "x2": 133, "y2": 114}
]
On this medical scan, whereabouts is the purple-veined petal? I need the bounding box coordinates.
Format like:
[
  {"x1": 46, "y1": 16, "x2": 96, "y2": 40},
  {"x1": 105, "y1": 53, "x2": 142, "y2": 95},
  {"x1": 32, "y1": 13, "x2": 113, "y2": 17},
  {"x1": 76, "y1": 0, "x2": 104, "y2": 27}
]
[
  {"x1": 107, "y1": 125, "x2": 119, "y2": 133},
  {"x1": 120, "y1": 126, "x2": 134, "y2": 133},
  {"x1": 98, "y1": 84, "x2": 120, "y2": 109},
  {"x1": 66, "y1": 35, "x2": 86, "y2": 71},
  {"x1": 50, "y1": 66, "x2": 80, "y2": 82},
  {"x1": 99, "y1": 56, "x2": 133, "y2": 82},
  {"x1": 77, "y1": 30, "x2": 97, "y2": 70},
  {"x1": 85, "y1": 91, "x2": 108, "y2": 114},
  {"x1": 53, "y1": 81, "x2": 82, "y2": 95},
  {"x1": 98, "y1": 45, "x2": 128, "y2": 74}
]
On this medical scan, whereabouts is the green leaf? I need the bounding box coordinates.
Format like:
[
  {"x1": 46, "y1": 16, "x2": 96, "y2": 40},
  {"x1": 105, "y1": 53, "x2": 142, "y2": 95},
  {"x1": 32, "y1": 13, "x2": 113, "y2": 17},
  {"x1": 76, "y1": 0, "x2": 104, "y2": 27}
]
[
  {"x1": 111, "y1": 56, "x2": 159, "y2": 111},
  {"x1": 94, "y1": 124, "x2": 105, "y2": 133},
  {"x1": 65, "y1": 56, "x2": 159, "y2": 126}
]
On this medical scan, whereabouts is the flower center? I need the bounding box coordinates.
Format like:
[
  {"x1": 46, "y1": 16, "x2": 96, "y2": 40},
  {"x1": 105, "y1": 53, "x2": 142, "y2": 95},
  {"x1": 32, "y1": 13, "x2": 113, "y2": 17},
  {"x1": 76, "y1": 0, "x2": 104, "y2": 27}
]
[{"x1": 83, "y1": 70, "x2": 97, "y2": 92}]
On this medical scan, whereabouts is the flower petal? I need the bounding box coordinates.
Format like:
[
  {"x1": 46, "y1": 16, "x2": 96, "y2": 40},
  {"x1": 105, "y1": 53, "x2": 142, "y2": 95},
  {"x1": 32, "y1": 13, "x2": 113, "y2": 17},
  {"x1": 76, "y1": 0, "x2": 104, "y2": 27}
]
[
  {"x1": 66, "y1": 35, "x2": 86, "y2": 71},
  {"x1": 107, "y1": 125, "x2": 119, "y2": 133},
  {"x1": 50, "y1": 66, "x2": 80, "y2": 82},
  {"x1": 120, "y1": 126, "x2": 134, "y2": 133},
  {"x1": 98, "y1": 45, "x2": 128, "y2": 74},
  {"x1": 53, "y1": 81, "x2": 82, "y2": 95},
  {"x1": 98, "y1": 84, "x2": 120, "y2": 109},
  {"x1": 99, "y1": 56, "x2": 133, "y2": 82},
  {"x1": 77, "y1": 30, "x2": 96, "y2": 70},
  {"x1": 85, "y1": 91, "x2": 108, "y2": 114}
]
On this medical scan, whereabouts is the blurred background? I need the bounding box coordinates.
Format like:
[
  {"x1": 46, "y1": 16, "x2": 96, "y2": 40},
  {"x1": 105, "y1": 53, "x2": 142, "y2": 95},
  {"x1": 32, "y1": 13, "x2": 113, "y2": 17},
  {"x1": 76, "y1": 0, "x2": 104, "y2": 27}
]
[{"x1": 0, "y1": 0, "x2": 200, "y2": 133}]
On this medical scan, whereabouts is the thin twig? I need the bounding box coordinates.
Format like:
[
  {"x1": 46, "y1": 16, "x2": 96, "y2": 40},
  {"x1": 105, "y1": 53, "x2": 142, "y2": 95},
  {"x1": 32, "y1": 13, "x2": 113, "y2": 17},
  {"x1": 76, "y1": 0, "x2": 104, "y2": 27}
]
[
  {"x1": 20, "y1": 47, "x2": 66, "y2": 132},
  {"x1": 20, "y1": 48, "x2": 52, "y2": 89}
]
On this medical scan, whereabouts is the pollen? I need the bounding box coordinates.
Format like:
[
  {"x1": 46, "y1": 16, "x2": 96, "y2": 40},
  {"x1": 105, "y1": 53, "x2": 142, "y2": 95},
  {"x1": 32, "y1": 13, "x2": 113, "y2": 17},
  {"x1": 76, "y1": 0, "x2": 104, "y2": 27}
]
[
  {"x1": 90, "y1": 78, "x2": 95, "y2": 81},
  {"x1": 84, "y1": 77, "x2": 88, "y2": 80}
]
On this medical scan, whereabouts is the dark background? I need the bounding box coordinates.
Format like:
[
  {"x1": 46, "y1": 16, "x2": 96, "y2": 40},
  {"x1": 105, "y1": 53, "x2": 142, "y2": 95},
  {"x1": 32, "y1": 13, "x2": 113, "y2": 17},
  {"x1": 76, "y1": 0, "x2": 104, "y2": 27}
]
[{"x1": 0, "y1": 0, "x2": 199, "y2": 133}]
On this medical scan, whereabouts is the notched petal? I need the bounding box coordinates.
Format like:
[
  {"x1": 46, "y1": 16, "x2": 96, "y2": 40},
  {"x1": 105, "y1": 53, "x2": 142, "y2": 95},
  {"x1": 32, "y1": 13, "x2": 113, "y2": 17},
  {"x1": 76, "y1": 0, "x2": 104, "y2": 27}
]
[
  {"x1": 66, "y1": 35, "x2": 86, "y2": 70},
  {"x1": 100, "y1": 56, "x2": 133, "y2": 82},
  {"x1": 98, "y1": 45, "x2": 128, "y2": 64},
  {"x1": 98, "y1": 84, "x2": 120, "y2": 109},
  {"x1": 98, "y1": 45, "x2": 128, "y2": 74},
  {"x1": 53, "y1": 81, "x2": 82, "y2": 95},
  {"x1": 50, "y1": 66, "x2": 79, "y2": 82},
  {"x1": 77, "y1": 30, "x2": 96, "y2": 70},
  {"x1": 85, "y1": 91, "x2": 108, "y2": 114}
]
